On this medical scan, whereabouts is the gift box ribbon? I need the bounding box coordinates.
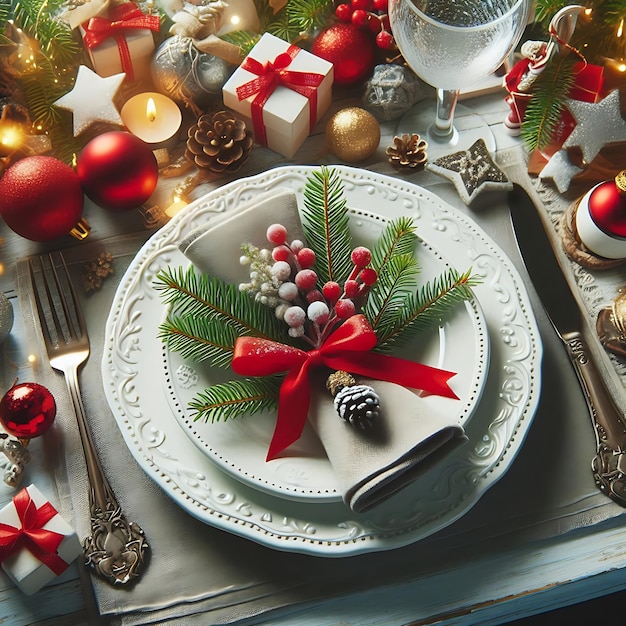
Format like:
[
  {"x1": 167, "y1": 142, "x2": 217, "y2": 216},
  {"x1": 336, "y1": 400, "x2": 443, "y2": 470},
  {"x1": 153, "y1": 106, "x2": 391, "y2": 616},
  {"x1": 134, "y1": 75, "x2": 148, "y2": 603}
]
[
  {"x1": 83, "y1": 2, "x2": 160, "y2": 81},
  {"x1": 232, "y1": 314, "x2": 458, "y2": 460},
  {"x1": 0, "y1": 488, "x2": 68, "y2": 576},
  {"x1": 236, "y1": 44, "x2": 325, "y2": 147}
]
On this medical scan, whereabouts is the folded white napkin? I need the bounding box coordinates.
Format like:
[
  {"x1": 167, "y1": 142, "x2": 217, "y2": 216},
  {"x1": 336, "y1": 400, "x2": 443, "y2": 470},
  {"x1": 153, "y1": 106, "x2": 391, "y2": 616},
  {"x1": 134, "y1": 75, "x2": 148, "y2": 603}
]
[{"x1": 180, "y1": 188, "x2": 466, "y2": 513}]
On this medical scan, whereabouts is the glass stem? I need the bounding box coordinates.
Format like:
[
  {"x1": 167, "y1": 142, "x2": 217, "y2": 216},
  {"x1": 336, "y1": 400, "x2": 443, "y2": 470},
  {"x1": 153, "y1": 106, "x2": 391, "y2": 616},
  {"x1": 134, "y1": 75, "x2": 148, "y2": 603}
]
[{"x1": 433, "y1": 88, "x2": 459, "y2": 140}]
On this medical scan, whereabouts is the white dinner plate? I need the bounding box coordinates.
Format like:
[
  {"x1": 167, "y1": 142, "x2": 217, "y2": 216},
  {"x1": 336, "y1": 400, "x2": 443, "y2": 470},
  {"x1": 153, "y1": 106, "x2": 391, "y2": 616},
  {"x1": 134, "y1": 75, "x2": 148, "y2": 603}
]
[
  {"x1": 165, "y1": 207, "x2": 490, "y2": 502},
  {"x1": 102, "y1": 165, "x2": 542, "y2": 556}
]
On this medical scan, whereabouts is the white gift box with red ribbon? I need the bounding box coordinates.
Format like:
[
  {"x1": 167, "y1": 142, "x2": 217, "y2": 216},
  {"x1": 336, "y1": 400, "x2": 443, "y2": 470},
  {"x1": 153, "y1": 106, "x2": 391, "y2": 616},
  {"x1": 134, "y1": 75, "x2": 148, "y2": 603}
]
[
  {"x1": 80, "y1": 2, "x2": 160, "y2": 81},
  {"x1": 0, "y1": 484, "x2": 83, "y2": 595},
  {"x1": 223, "y1": 33, "x2": 334, "y2": 158}
]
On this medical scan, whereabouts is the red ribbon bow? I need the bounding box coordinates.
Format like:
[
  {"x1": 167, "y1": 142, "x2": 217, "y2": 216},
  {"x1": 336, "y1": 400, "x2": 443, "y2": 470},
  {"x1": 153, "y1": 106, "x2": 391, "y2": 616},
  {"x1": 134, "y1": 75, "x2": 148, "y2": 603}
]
[
  {"x1": 83, "y1": 2, "x2": 160, "y2": 81},
  {"x1": 0, "y1": 488, "x2": 68, "y2": 576},
  {"x1": 236, "y1": 44, "x2": 325, "y2": 147},
  {"x1": 232, "y1": 314, "x2": 458, "y2": 461}
]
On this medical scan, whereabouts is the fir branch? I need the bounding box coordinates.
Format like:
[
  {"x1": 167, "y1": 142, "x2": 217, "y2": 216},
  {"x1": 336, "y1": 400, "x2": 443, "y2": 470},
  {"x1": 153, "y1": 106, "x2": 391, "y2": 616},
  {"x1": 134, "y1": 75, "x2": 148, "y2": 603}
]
[
  {"x1": 375, "y1": 268, "x2": 480, "y2": 351},
  {"x1": 154, "y1": 266, "x2": 291, "y2": 343},
  {"x1": 301, "y1": 166, "x2": 353, "y2": 285},
  {"x1": 13, "y1": 0, "x2": 81, "y2": 66},
  {"x1": 219, "y1": 31, "x2": 259, "y2": 56},
  {"x1": 158, "y1": 316, "x2": 238, "y2": 368},
  {"x1": 364, "y1": 216, "x2": 421, "y2": 332},
  {"x1": 287, "y1": 0, "x2": 334, "y2": 33},
  {"x1": 365, "y1": 254, "x2": 420, "y2": 334},
  {"x1": 189, "y1": 376, "x2": 281, "y2": 422},
  {"x1": 520, "y1": 55, "x2": 576, "y2": 151}
]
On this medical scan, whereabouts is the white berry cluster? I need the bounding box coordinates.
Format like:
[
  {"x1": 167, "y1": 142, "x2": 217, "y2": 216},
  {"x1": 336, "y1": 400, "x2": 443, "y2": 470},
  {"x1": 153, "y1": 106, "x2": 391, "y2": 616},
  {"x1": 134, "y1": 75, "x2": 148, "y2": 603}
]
[{"x1": 240, "y1": 223, "x2": 378, "y2": 348}]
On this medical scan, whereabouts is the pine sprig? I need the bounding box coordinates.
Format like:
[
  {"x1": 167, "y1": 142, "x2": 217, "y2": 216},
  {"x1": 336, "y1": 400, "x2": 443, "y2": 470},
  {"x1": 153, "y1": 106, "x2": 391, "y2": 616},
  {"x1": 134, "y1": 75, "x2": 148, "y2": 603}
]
[
  {"x1": 301, "y1": 166, "x2": 353, "y2": 284},
  {"x1": 375, "y1": 268, "x2": 479, "y2": 351},
  {"x1": 364, "y1": 217, "x2": 421, "y2": 332},
  {"x1": 154, "y1": 266, "x2": 290, "y2": 343},
  {"x1": 158, "y1": 316, "x2": 239, "y2": 368},
  {"x1": 189, "y1": 376, "x2": 282, "y2": 422},
  {"x1": 520, "y1": 54, "x2": 576, "y2": 151}
]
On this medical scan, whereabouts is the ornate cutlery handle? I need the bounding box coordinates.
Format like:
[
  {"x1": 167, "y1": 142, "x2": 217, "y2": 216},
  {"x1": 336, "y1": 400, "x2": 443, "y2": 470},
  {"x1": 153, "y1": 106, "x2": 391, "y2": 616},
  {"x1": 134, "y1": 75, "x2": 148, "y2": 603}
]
[
  {"x1": 65, "y1": 364, "x2": 149, "y2": 585},
  {"x1": 563, "y1": 330, "x2": 626, "y2": 507}
]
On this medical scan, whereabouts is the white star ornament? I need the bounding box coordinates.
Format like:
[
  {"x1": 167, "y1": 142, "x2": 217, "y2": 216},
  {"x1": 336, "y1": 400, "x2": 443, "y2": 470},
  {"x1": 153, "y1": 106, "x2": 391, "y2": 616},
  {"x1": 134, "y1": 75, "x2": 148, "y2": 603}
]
[
  {"x1": 562, "y1": 90, "x2": 626, "y2": 165},
  {"x1": 54, "y1": 65, "x2": 125, "y2": 136}
]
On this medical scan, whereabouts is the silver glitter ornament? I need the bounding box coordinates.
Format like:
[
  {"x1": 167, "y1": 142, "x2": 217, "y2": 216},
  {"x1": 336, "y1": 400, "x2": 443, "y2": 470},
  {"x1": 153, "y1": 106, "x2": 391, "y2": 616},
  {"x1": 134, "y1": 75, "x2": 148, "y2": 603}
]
[
  {"x1": 0, "y1": 293, "x2": 13, "y2": 344},
  {"x1": 362, "y1": 64, "x2": 428, "y2": 122},
  {"x1": 151, "y1": 35, "x2": 235, "y2": 111}
]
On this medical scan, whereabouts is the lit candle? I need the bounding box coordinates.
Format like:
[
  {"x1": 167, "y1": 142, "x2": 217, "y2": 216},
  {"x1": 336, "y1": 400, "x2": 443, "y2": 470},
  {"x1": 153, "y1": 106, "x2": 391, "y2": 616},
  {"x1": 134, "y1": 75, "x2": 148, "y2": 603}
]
[{"x1": 120, "y1": 92, "x2": 182, "y2": 145}]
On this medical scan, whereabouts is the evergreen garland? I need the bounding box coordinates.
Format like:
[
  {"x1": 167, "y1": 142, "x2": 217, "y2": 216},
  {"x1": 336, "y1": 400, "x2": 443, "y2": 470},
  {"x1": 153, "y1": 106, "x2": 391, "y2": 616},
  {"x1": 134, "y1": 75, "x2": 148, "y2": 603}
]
[{"x1": 157, "y1": 168, "x2": 480, "y2": 424}]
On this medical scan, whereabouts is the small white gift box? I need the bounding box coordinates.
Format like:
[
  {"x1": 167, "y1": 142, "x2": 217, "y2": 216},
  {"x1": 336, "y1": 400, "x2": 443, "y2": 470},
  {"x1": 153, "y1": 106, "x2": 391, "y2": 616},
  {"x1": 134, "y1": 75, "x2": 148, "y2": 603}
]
[
  {"x1": 223, "y1": 33, "x2": 334, "y2": 158},
  {"x1": 0, "y1": 484, "x2": 83, "y2": 595},
  {"x1": 80, "y1": 2, "x2": 160, "y2": 81}
]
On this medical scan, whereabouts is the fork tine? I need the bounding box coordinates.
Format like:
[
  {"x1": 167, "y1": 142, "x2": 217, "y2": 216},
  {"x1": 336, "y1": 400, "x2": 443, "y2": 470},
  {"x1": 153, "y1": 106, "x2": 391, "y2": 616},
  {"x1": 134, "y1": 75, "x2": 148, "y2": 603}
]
[{"x1": 29, "y1": 253, "x2": 86, "y2": 348}]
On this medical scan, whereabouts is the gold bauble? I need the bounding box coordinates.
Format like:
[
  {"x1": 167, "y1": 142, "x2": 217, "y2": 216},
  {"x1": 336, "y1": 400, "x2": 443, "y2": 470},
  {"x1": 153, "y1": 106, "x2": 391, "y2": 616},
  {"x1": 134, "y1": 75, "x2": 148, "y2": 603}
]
[{"x1": 326, "y1": 107, "x2": 380, "y2": 162}]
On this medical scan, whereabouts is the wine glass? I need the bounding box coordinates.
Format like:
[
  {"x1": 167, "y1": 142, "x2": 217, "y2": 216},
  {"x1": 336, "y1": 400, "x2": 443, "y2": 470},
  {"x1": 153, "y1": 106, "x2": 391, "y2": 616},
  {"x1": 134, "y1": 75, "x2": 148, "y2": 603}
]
[{"x1": 388, "y1": 0, "x2": 532, "y2": 153}]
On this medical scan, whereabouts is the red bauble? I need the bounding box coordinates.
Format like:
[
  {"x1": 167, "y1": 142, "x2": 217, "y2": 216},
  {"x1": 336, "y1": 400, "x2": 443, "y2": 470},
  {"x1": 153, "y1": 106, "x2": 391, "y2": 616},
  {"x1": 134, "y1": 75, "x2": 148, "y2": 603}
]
[
  {"x1": 0, "y1": 382, "x2": 56, "y2": 439},
  {"x1": 0, "y1": 156, "x2": 84, "y2": 242},
  {"x1": 76, "y1": 131, "x2": 158, "y2": 212},
  {"x1": 312, "y1": 23, "x2": 376, "y2": 85},
  {"x1": 587, "y1": 175, "x2": 626, "y2": 237}
]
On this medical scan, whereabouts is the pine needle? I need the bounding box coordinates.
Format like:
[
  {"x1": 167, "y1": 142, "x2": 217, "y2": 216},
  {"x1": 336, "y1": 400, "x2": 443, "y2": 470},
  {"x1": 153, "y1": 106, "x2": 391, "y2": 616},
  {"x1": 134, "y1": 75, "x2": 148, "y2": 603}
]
[
  {"x1": 375, "y1": 268, "x2": 480, "y2": 351},
  {"x1": 520, "y1": 55, "x2": 576, "y2": 152},
  {"x1": 301, "y1": 166, "x2": 353, "y2": 285},
  {"x1": 190, "y1": 376, "x2": 281, "y2": 422},
  {"x1": 154, "y1": 266, "x2": 290, "y2": 343},
  {"x1": 158, "y1": 316, "x2": 239, "y2": 368}
]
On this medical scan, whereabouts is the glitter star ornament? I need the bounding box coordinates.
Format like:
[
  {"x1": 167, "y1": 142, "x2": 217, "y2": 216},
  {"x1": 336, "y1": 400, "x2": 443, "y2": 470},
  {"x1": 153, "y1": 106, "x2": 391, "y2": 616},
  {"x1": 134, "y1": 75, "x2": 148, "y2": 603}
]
[
  {"x1": 539, "y1": 149, "x2": 583, "y2": 193},
  {"x1": 426, "y1": 138, "x2": 512, "y2": 204},
  {"x1": 54, "y1": 66, "x2": 125, "y2": 136},
  {"x1": 562, "y1": 90, "x2": 626, "y2": 165}
]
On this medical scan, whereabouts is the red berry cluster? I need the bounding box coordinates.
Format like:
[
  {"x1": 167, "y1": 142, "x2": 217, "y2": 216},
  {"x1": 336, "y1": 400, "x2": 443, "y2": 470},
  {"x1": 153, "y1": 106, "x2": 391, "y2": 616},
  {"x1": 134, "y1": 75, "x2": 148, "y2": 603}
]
[
  {"x1": 265, "y1": 224, "x2": 378, "y2": 347},
  {"x1": 335, "y1": 0, "x2": 395, "y2": 50}
]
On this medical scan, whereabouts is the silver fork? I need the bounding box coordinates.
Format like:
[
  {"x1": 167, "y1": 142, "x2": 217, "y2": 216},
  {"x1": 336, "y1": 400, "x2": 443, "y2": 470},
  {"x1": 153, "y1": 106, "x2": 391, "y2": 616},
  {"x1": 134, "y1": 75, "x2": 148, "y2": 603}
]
[{"x1": 29, "y1": 252, "x2": 148, "y2": 585}]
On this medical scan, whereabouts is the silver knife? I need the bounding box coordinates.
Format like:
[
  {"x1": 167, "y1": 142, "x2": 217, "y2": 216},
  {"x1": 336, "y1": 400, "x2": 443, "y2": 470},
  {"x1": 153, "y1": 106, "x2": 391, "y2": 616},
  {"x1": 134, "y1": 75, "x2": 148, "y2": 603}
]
[{"x1": 509, "y1": 184, "x2": 626, "y2": 507}]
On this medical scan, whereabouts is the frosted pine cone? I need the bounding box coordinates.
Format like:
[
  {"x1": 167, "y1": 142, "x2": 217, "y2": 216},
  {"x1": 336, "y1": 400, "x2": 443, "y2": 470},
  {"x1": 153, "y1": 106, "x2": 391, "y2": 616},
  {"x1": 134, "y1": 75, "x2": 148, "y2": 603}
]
[
  {"x1": 326, "y1": 371, "x2": 380, "y2": 429},
  {"x1": 186, "y1": 110, "x2": 254, "y2": 174},
  {"x1": 386, "y1": 133, "x2": 428, "y2": 169}
]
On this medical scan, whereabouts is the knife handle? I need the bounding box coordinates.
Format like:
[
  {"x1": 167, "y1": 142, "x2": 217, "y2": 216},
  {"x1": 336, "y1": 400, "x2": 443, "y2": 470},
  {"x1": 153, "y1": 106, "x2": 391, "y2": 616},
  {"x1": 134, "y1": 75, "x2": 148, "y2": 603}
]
[{"x1": 563, "y1": 331, "x2": 626, "y2": 507}]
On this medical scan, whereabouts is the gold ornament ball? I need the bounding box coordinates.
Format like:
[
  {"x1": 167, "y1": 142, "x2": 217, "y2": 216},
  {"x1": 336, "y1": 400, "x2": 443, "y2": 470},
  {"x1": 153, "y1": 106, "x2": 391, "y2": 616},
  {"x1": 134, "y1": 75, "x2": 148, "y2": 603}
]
[{"x1": 326, "y1": 107, "x2": 380, "y2": 162}]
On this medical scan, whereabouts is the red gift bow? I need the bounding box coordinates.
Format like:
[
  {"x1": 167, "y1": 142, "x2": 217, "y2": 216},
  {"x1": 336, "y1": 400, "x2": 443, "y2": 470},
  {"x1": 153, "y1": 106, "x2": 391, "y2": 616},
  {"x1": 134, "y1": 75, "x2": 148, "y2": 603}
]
[
  {"x1": 236, "y1": 44, "x2": 325, "y2": 147},
  {"x1": 0, "y1": 488, "x2": 68, "y2": 576},
  {"x1": 232, "y1": 314, "x2": 458, "y2": 461},
  {"x1": 83, "y1": 2, "x2": 160, "y2": 81}
]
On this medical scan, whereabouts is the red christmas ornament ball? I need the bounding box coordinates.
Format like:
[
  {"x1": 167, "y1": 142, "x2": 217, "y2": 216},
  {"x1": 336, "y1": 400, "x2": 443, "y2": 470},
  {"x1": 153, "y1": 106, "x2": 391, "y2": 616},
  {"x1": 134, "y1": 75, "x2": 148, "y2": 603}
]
[
  {"x1": 312, "y1": 23, "x2": 376, "y2": 85},
  {"x1": 76, "y1": 131, "x2": 158, "y2": 212},
  {"x1": 0, "y1": 156, "x2": 84, "y2": 241},
  {"x1": 587, "y1": 174, "x2": 626, "y2": 237},
  {"x1": 0, "y1": 382, "x2": 56, "y2": 439}
]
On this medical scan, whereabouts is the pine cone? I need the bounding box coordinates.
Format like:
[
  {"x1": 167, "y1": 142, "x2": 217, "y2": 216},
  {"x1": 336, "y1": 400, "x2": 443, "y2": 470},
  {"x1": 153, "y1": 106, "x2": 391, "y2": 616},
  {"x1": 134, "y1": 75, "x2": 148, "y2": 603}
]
[
  {"x1": 386, "y1": 133, "x2": 428, "y2": 170},
  {"x1": 186, "y1": 111, "x2": 254, "y2": 174},
  {"x1": 326, "y1": 371, "x2": 380, "y2": 429}
]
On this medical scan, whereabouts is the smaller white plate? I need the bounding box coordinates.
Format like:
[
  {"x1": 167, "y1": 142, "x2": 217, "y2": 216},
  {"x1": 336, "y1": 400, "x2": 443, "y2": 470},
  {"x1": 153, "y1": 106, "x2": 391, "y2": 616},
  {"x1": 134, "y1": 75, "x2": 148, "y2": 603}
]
[{"x1": 165, "y1": 208, "x2": 489, "y2": 502}]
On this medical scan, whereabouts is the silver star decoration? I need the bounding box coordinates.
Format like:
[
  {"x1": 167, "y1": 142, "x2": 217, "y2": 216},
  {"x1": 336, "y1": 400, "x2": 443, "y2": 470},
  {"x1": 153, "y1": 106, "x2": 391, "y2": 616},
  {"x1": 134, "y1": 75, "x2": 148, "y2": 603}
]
[
  {"x1": 562, "y1": 89, "x2": 626, "y2": 165},
  {"x1": 54, "y1": 65, "x2": 125, "y2": 136},
  {"x1": 426, "y1": 138, "x2": 512, "y2": 205},
  {"x1": 539, "y1": 149, "x2": 583, "y2": 193}
]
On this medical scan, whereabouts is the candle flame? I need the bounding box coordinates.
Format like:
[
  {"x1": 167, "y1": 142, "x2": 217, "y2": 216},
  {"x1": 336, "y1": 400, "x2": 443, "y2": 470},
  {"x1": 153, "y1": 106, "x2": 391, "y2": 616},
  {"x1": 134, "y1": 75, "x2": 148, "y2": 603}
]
[
  {"x1": 146, "y1": 97, "x2": 157, "y2": 122},
  {"x1": 618, "y1": 18, "x2": 624, "y2": 38}
]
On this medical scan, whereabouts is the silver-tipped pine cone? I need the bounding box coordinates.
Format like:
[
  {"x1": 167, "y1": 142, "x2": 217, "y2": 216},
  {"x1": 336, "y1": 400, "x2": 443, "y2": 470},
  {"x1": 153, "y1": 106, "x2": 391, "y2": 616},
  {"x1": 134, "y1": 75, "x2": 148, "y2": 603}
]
[{"x1": 326, "y1": 371, "x2": 380, "y2": 429}]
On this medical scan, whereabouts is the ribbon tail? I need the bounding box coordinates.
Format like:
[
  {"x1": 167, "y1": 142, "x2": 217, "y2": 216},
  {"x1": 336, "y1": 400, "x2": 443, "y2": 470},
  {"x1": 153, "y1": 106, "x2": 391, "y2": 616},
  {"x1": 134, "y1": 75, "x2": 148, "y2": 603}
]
[
  {"x1": 266, "y1": 365, "x2": 311, "y2": 461},
  {"x1": 323, "y1": 352, "x2": 459, "y2": 400}
]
